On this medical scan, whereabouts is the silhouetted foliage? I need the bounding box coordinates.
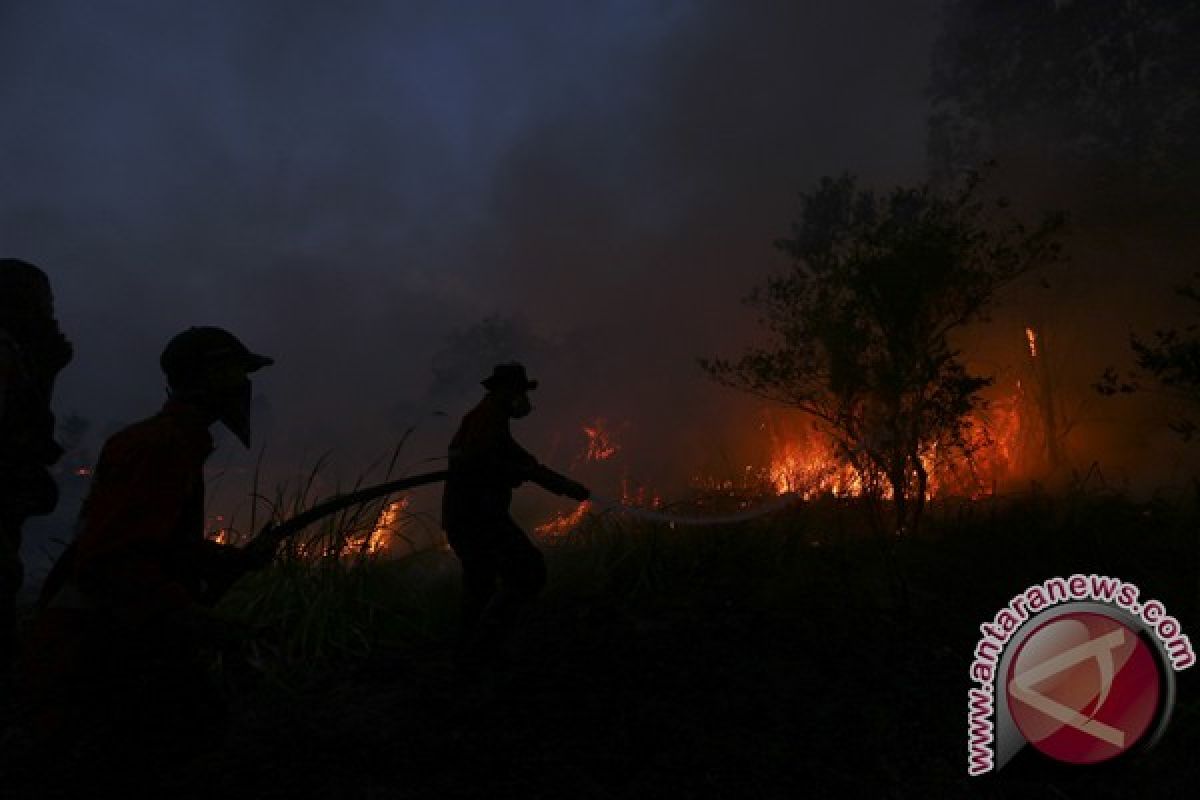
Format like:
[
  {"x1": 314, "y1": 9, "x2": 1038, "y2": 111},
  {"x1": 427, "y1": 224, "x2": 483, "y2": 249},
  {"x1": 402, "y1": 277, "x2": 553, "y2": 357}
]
[
  {"x1": 929, "y1": 0, "x2": 1200, "y2": 202},
  {"x1": 1097, "y1": 273, "x2": 1200, "y2": 440},
  {"x1": 701, "y1": 171, "x2": 1065, "y2": 532}
]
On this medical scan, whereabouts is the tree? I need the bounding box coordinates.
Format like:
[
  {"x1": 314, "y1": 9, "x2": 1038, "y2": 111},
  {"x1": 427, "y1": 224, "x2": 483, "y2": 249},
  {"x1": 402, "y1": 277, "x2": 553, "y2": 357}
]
[
  {"x1": 1097, "y1": 273, "x2": 1200, "y2": 440},
  {"x1": 701, "y1": 172, "x2": 1065, "y2": 533},
  {"x1": 928, "y1": 0, "x2": 1200, "y2": 205}
]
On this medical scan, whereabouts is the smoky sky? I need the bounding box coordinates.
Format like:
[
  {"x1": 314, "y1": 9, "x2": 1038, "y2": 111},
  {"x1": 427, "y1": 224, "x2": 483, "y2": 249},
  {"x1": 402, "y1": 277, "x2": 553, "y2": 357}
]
[{"x1": 2, "y1": 1, "x2": 947, "y2": 549}]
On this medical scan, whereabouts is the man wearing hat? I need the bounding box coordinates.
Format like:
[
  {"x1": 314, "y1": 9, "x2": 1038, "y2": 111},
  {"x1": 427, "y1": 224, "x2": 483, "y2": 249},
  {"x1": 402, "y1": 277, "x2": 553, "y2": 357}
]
[
  {"x1": 21, "y1": 326, "x2": 276, "y2": 764},
  {"x1": 442, "y1": 362, "x2": 589, "y2": 673}
]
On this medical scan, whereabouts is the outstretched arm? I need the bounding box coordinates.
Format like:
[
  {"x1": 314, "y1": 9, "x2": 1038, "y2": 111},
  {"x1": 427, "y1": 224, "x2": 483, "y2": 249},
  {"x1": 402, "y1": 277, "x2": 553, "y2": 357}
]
[
  {"x1": 493, "y1": 432, "x2": 590, "y2": 500},
  {"x1": 449, "y1": 411, "x2": 589, "y2": 500}
]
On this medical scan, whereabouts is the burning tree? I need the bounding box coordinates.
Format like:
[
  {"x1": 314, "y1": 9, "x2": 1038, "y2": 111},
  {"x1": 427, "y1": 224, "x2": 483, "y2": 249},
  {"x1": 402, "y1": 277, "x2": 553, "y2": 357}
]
[{"x1": 702, "y1": 172, "x2": 1065, "y2": 533}]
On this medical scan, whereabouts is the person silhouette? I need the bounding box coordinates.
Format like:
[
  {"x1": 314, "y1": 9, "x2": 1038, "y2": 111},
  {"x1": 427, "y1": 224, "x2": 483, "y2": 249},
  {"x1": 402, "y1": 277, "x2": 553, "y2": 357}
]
[
  {"x1": 441, "y1": 363, "x2": 589, "y2": 674},
  {"x1": 0, "y1": 258, "x2": 73, "y2": 673},
  {"x1": 20, "y1": 326, "x2": 275, "y2": 769}
]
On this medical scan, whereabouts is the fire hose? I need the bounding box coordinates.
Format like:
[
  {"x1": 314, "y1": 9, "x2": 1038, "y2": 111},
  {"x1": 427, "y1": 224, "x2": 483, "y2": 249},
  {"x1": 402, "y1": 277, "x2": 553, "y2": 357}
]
[
  {"x1": 587, "y1": 492, "x2": 801, "y2": 526},
  {"x1": 234, "y1": 471, "x2": 799, "y2": 565},
  {"x1": 238, "y1": 472, "x2": 801, "y2": 556},
  {"x1": 243, "y1": 474, "x2": 799, "y2": 555},
  {"x1": 211, "y1": 472, "x2": 800, "y2": 602},
  {"x1": 204, "y1": 469, "x2": 450, "y2": 603}
]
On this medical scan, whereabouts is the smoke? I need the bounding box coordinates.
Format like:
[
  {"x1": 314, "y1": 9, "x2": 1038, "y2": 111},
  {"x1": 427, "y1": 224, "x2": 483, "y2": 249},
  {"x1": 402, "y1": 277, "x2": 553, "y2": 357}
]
[{"x1": 3, "y1": 1, "x2": 1029, "y2": 572}]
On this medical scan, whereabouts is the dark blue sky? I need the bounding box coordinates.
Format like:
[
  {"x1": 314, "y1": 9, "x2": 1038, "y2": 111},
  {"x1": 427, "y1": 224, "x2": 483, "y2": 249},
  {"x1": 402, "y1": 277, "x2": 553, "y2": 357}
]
[{"x1": 1, "y1": 1, "x2": 942, "y2": 484}]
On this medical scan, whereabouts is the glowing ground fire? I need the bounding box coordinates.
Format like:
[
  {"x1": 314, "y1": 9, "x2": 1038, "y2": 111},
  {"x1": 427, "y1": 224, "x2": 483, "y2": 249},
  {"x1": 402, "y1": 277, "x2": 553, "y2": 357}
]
[
  {"x1": 535, "y1": 346, "x2": 1036, "y2": 536},
  {"x1": 582, "y1": 418, "x2": 619, "y2": 462},
  {"x1": 196, "y1": 329, "x2": 1040, "y2": 550}
]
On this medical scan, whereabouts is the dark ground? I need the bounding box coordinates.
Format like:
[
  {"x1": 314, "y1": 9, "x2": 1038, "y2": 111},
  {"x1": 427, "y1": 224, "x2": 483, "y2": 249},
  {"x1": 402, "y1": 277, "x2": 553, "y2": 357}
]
[{"x1": 3, "y1": 490, "x2": 1197, "y2": 798}]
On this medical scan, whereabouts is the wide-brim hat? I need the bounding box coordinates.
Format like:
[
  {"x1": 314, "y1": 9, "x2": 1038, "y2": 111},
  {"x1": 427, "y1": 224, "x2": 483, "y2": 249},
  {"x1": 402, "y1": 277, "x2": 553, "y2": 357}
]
[{"x1": 481, "y1": 362, "x2": 538, "y2": 391}]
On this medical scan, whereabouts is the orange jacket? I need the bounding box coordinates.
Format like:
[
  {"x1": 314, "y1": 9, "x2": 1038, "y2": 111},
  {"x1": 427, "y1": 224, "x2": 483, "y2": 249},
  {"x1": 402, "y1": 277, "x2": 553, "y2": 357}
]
[{"x1": 61, "y1": 401, "x2": 238, "y2": 626}]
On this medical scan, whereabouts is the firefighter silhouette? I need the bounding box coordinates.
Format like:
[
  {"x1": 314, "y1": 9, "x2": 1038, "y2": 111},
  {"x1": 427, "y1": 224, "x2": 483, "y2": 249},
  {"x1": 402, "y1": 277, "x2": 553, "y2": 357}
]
[
  {"x1": 0, "y1": 259, "x2": 73, "y2": 673},
  {"x1": 20, "y1": 326, "x2": 275, "y2": 765},
  {"x1": 441, "y1": 363, "x2": 589, "y2": 673}
]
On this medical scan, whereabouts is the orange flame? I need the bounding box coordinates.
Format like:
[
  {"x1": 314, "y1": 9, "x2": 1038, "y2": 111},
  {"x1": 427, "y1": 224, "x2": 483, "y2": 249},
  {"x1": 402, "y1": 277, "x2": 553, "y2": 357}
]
[
  {"x1": 533, "y1": 379, "x2": 1027, "y2": 535},
  {"x1": 205, "y1": 513, "x2": 232, "y2": 545},
  {"x1": 294, "y1": 496, "x2": 412, "y2": 560},
  {"x1": 359, "y1": 497, "x2": 410, "y2": 555},
  {"x1": 535, "y1": 500, "x2": 592, "y2": 539},
  {"x1": 210, "y1": 495, "x2": 414, "y2": 562},
  {"x1": 758, "y1": 374, "x2": 1029, "y2": 502},
  {"x1": 582, "y1": 418, "x2": 619, "y2": 461},
  {"x1": 766, "y1": 439, "x2": 863, "y2": 498},
  {"x1": 620, "y1": 474, "x2": 662, "y2": 509}
]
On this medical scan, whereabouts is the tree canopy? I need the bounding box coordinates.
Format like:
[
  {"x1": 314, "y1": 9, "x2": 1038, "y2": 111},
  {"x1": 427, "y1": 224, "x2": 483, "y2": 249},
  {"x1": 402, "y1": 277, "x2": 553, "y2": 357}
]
[{"x1": 929, "y1": 0, "x2": 1200, "y2": 207}]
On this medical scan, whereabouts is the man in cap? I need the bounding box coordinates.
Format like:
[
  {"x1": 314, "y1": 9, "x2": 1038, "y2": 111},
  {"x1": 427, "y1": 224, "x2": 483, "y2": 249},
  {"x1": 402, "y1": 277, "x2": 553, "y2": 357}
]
[
  {"x1": 0, "y1": 259, "x2": 73, "y2": 673},
  {"x1": 21, "y1": 326, "x2": 275, "y2": 763},
  {"x1": 442, "y1": 362, "x2": 590, "y2": 674}
]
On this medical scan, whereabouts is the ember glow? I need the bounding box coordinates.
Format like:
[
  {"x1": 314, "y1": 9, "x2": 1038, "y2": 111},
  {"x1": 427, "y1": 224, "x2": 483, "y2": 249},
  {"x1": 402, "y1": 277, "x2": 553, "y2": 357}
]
[
  {"x1": 206, "y1": 514, "x2": 232, "y2": 545},
  {"x1": 533, "y1": 364, "x2": 1036, "y2": 537},
  {"x1": 209, "y1": 497, "x2": 412, "y2": 560},
  {"x1": 354, "y1": 497, "x2": 410, "y2": 556},
  {"x1": 620, "y1": 474, "x2": 662, "y2": 509},
  {"x1": 1025, "y1": 326, "x2": 1038, "y2": 359},
  {"x1": 535, "y1": 500, "x2": 592, "y2": 539},
  {"x1": 582, "y1": 418, "x2": 619, "y2": 462},
  {"x1": 766, "y1": 438, "x2": 864, "y2": 498},
  {"x1": 760, "y1": 382, "x2": 1029, "y2": 502}
]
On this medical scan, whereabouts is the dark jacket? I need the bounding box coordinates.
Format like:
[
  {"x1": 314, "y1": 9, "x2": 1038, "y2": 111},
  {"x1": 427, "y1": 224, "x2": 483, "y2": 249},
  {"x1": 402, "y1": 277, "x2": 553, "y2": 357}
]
[
  {"x1": 0, "y1": 329, "x2": 62, "y2": 518},
  {"x1": 42, "y1": 401, "x2": 241, "y2": 626},
  {"x1": 441, "y1": 393, "x2": 573, "y2": 530}
]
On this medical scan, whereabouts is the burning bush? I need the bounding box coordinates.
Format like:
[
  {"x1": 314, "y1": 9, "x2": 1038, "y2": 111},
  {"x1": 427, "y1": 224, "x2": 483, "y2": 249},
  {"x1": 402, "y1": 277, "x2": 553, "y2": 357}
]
[{"x1": 702, "y1": 170, "x2": 1065, "y2": 533}]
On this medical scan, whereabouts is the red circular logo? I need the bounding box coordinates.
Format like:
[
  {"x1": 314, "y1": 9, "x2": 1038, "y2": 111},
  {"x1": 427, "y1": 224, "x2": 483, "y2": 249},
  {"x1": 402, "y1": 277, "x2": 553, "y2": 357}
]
[{"x1": 1006, "y1": 612, "x2": 1162, "y2": 765}]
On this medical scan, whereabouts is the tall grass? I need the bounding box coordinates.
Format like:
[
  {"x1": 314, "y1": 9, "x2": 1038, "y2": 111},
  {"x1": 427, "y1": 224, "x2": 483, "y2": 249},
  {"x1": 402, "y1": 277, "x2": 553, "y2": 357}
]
[
  {"x1": 211, "y1": 468, "x2": 1198, "y2": 701},
  {"x1": 211, "y1": 435, "x2": 455, "y2": 686}
]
